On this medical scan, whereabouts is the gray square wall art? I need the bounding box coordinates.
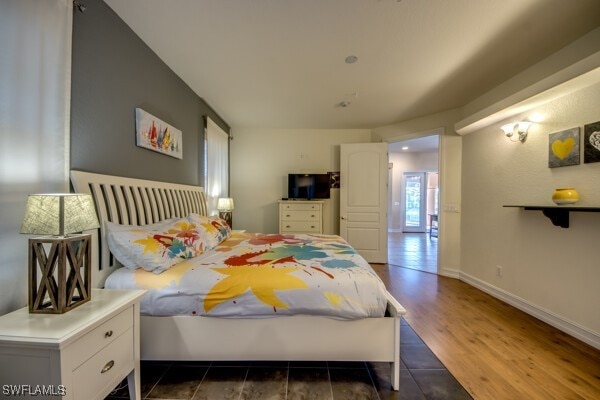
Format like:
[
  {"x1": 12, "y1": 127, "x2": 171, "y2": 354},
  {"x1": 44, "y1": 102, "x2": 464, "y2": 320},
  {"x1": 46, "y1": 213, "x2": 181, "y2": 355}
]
[
  {"x1": 548, "y1": 127, "x2": 580, "y2": 168},
  {"x1": 584, "y1": 120, "x2": 600, "y2": 164}
]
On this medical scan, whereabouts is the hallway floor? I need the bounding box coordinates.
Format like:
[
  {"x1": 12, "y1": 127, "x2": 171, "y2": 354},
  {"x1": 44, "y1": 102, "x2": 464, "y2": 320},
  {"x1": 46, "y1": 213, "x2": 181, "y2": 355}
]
[{"x1": 388, "y1": 232, "x2": 437, "y2": 274}]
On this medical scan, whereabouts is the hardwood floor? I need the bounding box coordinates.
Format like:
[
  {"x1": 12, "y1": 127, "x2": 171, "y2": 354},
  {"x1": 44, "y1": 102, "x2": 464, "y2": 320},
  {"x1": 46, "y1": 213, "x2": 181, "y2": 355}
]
[
  {"x1": 371, "y1": 264, "x2": 600, "y2": 400},
  {"x1": 388, "y1": 232, "x2": 437, "y2": 274}
]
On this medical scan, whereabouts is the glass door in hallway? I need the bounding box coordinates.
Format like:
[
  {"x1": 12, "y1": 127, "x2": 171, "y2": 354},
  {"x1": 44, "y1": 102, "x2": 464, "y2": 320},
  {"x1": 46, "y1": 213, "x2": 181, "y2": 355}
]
[{"x1": 401, "y1": 172, "x2": 427, "y2": 233}]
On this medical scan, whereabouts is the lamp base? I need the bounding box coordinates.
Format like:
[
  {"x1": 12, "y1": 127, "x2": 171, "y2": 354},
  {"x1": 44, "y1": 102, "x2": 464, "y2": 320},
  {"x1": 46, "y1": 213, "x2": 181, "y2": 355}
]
[
  {"x1": 28, "y1": 234, "x2": 92, "y2": 314},
  {"x1": 219, "y1": 211, "x2": 233, "y2": 229}
]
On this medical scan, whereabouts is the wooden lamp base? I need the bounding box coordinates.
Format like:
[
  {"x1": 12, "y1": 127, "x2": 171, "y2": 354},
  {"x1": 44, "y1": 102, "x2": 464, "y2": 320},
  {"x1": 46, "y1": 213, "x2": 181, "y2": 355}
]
[
  {"x1": 219, "y1": 211, "x2": 233, "y2": 229},
  {"x1": 28, "y1": 234, "x2": 92, "y2": 314}
]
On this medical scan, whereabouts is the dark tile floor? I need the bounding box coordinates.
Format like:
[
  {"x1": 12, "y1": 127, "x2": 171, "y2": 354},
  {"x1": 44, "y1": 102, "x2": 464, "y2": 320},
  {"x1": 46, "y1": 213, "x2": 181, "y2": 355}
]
[{"x1": 106, "y1": 318, "x2": 471, "y2": 400}]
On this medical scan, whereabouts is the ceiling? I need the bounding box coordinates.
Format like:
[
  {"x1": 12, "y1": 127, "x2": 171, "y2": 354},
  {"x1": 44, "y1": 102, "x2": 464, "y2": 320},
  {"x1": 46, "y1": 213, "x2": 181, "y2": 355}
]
[
  {"x1": 389, "y1": 135, "x2": 439, "y2": 154},
  {"x1": 104, "y1": 0, "x2": 600, "y2": 130}
]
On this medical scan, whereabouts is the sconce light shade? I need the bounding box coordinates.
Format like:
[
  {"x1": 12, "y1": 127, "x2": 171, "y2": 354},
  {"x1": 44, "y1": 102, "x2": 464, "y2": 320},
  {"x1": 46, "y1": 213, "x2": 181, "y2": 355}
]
[
  {"x1": 217, "y1": 197, "x2": 235, "y2": 212},
  {"x1": 501, "y1": 121, "x2": 531, "y2": 143},
  {"x1": 21, "y1": 193, "x2": 99, "y2": 314}
]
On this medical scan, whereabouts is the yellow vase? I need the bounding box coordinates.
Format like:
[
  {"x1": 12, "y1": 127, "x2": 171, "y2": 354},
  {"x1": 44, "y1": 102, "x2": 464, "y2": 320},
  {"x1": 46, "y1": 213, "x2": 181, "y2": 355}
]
[{"x1": 552, "y1": 188, "x2": 579, "y2": 205}]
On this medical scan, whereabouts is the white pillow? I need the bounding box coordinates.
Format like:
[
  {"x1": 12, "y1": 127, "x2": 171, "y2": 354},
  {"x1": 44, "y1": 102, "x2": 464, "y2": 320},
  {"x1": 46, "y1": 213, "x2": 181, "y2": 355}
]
[
  {"x1": 105, "y1": 218, "x2": 208, "y2": 274},
  {"x1": 186, "y1": 213, "x2": 232, "y2": 250}
]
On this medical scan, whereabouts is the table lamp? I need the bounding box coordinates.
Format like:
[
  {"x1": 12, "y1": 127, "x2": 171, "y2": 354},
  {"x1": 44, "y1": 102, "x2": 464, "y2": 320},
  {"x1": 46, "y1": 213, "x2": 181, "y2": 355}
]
[
  {"x1": 21, "y1": 193, "x2": 99, "y2": 314},
  {"x1": 217, "y1": 197, "x2": 234, "y2": 228}
]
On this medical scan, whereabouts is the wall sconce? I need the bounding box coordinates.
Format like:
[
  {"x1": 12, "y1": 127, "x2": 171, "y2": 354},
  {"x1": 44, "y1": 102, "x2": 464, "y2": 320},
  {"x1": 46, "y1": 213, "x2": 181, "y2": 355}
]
[{"x1": 501, "y1": 121, "x2": 532, "y2": 143}]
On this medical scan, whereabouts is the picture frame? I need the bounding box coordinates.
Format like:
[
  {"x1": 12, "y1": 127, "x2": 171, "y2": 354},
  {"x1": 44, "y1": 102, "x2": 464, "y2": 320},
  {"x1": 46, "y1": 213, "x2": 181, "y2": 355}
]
[
  {"x1": 548, "y1": 127, "x2": 579, "y2": 168},
  {"x1": 135, "y1": 108, "x2": 183, "y2": 159},
  {"x1": 583, "y1": 120, "x2": 600, "y2": 164}
]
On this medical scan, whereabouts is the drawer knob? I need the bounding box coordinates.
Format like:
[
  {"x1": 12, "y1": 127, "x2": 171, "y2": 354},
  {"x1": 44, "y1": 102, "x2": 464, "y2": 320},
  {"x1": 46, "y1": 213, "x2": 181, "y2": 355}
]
[
  {"x1": 311, "y1": 226, "x2": 315, "y2": 228},
  {"x1": 105, "y1": 330, "x2": 113, "y2": 338},
  {"x1": 101, "y1": 360, "x2": 115, "y2": 374},
  {"x1": 286, "y1": 214, "x2": 291, "y2": 217},
  {"x1": 311, "y1": 215, "x2": 315, "y2": 217},
  {"x1": 286, "y1": 225, "x2": 291, "y2": 228}
]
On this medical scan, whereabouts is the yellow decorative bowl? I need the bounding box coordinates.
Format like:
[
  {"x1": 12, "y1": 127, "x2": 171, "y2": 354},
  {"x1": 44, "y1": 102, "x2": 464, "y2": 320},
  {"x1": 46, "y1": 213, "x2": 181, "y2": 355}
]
[{"x1": 552, "y1": 188, "x2": 579, "y2": 205}]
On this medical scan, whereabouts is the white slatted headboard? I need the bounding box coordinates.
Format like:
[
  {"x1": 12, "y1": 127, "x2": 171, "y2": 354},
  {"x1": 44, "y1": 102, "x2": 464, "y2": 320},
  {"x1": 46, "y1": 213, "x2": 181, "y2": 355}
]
[{"x1": 70, "y1": 170, "x2": 208, "y2": 288}]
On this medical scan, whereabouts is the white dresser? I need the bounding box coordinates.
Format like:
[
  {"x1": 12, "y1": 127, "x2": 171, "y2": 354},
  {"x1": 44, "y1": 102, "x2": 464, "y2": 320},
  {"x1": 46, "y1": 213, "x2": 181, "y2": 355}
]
[
  {"x1": 279, "y1": 200, "x2": 324, "y2": 234},
  {"x1": 0, "y1": 289, "x2": 146, "y2": 400}
]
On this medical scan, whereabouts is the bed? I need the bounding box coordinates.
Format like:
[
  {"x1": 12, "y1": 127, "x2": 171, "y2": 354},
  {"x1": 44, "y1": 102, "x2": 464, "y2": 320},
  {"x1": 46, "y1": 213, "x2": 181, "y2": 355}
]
[{"x1": 70, "y1": 170, "x2": 406, "y2": 390}]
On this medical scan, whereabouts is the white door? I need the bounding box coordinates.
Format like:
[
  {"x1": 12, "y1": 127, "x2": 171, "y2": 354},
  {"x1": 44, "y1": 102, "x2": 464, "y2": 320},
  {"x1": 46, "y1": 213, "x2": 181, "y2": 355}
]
[
  {"x1": 401, "y1": 172, "x2": 427, "y2": 233},
  {"x1": 340, "y1": 143, "x2": 388, "y2": 263}
]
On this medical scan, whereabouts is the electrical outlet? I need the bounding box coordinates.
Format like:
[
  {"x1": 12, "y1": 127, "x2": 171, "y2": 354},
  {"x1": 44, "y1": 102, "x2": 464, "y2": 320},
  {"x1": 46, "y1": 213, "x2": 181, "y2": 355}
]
[{"x1": 496, "y1": 265, "x2": 503, "y2": 277}]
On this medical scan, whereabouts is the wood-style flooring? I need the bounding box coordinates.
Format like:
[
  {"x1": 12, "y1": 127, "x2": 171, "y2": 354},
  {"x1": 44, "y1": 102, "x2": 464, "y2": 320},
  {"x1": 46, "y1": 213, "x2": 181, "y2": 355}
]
[
  {"x1": 388, "y1": 232, "x2": 437, "y2": 274},
  {"x1": 371, "y1": 263, "x2": 600, "y2": 400}
]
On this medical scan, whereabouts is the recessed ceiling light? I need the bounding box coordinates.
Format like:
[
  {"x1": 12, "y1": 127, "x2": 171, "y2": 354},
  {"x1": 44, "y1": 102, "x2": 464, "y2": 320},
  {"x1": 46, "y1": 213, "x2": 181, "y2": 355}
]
[
  {"x1": 402, "y1": 146, "x2": 409, "y2": 150},
  {"x1": 345, "y1": 55, "x2": 358, "y2": 64}
]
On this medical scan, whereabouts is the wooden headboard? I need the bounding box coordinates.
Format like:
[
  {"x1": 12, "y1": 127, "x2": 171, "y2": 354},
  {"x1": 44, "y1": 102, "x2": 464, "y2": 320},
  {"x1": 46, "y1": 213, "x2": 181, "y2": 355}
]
[{"x1": 70, "y1": 170, "x2": 208, "y2": 288}]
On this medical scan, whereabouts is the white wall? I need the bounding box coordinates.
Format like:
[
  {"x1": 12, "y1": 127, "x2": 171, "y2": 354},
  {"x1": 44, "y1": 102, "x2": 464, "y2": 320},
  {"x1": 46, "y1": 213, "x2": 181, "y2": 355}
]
[
  {"x1": 230, "y1": 128, "x2": 371, "y2": 234},
  {"x1": 388, "y1": 151, "x2": 439, "y2": 231},
  {"x1": 461, "y1": 81, "x2": 600, "y2": 345},
  {"x1": 0, "y1": 1, "x2": 71, "y2": 315}
]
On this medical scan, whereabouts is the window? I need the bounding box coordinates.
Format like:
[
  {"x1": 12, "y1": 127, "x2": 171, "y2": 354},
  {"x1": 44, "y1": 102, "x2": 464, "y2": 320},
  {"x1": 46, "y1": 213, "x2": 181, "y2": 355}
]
[{"x1": 204, "y1": 117, "x2": 229, "y2": 216}]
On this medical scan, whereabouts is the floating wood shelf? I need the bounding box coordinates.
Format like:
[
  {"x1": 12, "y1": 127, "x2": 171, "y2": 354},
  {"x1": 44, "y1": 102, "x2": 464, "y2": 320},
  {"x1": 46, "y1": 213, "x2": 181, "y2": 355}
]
[{"x1": 503, "y1": 205, "x2": 600, "y2": 228}]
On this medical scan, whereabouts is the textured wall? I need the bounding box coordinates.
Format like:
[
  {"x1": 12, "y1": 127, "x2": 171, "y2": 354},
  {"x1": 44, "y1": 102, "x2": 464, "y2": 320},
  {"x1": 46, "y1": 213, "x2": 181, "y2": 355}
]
[
  {"x1": 70, "y1": 0, "x2": 228, "y2": 185},
  {"x1": 230, "y1": 128, "x2": 371, "y2": 234},
  {"x1": 461, "y1": 82, "x2": 600, "y2": 337}
]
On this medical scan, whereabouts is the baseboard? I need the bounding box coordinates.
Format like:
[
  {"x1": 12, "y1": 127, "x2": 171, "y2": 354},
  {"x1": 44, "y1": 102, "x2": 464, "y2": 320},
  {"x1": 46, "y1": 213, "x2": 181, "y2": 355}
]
[
  {"x1": 440, "y1": 267, "x2": 460, "y2": 278},
  {"x1": 459, "y1": 272, "x2": 600, "y2": 350}
]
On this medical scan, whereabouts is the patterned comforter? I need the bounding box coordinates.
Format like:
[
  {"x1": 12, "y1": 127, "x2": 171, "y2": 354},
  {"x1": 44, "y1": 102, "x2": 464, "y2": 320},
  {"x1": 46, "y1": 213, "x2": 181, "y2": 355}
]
[{"x1": 105, "y1": 232, "x2": 388, "y2": 319}]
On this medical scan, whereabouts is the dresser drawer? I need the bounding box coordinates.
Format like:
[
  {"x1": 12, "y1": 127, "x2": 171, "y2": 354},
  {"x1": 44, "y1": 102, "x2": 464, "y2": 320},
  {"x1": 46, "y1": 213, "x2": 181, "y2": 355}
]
[
  {"x1": 281, "y1": 221, "x2": 321, "y2": 233},
  {"x1": 68, "y1": 307, "x2": 133, "y2": 369},
  {"x1": 281, "y1": 203, "x2": 321, "y2": 211},
  {"x1": 281, "y1": 210, "x2": 321, "y2": 221},
  {"x1": 72, "y1": 328, "x2": 134, "y2": 400}
]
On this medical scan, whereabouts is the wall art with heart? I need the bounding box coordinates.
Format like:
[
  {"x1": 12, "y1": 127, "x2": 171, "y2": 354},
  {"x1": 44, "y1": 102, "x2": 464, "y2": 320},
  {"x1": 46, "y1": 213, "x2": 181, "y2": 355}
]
[
  {"x1": 584, "y1": 120, "x2": 600, "y2": 164},
  {"x1": 548, "y1": 127, "x2": 580, "y2": 168}
]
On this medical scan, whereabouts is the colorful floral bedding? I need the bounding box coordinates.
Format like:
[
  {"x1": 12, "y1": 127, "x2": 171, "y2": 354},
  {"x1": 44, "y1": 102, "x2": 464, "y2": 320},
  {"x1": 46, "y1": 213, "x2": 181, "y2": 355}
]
[{"x1": 105, "y1": 232, "x2": 388, "y2": 319}]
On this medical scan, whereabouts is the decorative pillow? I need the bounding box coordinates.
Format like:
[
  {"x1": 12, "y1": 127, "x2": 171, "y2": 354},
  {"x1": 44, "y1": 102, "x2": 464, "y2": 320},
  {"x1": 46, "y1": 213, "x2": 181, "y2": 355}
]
[
  {"x1": 105, "y1": 218, "x2": 207, "y2": 274},
  {"x1": 187, "y1": 213, "x2": 232, "y2": 250}
]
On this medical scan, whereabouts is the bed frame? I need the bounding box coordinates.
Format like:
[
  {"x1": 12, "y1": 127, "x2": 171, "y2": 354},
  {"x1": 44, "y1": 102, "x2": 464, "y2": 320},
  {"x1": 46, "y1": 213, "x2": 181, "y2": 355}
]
[{"x1": 70, "y1": 170, "x2": 406, "y2": 390}]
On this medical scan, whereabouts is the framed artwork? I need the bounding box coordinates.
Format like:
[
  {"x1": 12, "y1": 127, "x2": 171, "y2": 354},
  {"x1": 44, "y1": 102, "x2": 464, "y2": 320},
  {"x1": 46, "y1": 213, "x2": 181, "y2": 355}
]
[
  {"x1": 328, "y1": 172, "x2": 340, "y2": 188},
  {"x1": 135, "y1": 108, "x2": 183, "y2": 159},
  {"x1": 548, "y1": 127, "x2": 579, "y2": 168},
  {"x1": 584, "y1": 120, "x2": 600, "y2": 164}
]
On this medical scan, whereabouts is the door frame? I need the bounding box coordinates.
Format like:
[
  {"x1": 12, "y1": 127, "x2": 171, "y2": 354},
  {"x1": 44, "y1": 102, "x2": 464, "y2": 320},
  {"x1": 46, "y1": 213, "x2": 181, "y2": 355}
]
[{"x1": 387, "y1": 131, "x2": 442, "y2": 275}]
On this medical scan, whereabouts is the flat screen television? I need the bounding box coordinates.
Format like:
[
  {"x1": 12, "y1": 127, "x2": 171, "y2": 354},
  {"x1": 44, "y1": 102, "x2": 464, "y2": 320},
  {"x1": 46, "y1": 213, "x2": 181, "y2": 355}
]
[{"x1": 288, "y1": 173, "x2": 330, "y2": 199}]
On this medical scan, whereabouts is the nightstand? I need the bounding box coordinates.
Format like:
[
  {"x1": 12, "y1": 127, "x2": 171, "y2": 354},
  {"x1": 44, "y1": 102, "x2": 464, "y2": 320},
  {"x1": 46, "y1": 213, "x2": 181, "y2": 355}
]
[{"x1": 0, "y1": 289, "x2": 146, "y2": 400}]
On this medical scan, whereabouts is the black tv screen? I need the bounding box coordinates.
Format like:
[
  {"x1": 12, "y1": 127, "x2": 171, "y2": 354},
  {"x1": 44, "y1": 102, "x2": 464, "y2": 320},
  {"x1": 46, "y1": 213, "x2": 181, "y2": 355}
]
[{"x1": 288, "y1": 174, "x2": 330, "y2": 199}]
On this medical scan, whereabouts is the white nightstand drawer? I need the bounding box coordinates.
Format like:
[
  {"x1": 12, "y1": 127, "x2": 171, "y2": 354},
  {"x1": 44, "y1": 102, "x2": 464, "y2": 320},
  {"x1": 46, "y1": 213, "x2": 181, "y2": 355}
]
[
  {"x1": 281, "y1": 203, "x2": 321, "y2": 211},
  {"x1": 72, "y1": 328, "x2": 134, "y2": 400},
  {"x1": 281, "y1": 221, "x2": 321, "y2": 232},
  {"x1": 69, "y1": 307, "x2": 133, "y2": 369},
  {"x1": 281, "y1": 210, "x2": 320, "y2": 221}
]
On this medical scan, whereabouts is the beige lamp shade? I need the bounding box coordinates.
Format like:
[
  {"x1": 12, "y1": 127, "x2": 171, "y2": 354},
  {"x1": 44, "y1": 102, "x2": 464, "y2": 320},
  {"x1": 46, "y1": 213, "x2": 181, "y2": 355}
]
[
  {"x1": 217, "y1": 197, "x2": 234, "y2": 212},
  {"x1": 21, "y1": 193, "x2": 100, "y2": 236}
]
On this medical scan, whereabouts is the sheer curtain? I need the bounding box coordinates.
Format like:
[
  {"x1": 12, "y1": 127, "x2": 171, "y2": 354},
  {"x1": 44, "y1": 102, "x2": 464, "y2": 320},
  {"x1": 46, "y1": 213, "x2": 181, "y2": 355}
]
[
  {"x1": 205, "y1": 117, "x2": 229, "y2": 216},
  {"x1": 0, "y1": 0, "x2": 72, "y2": 313}
]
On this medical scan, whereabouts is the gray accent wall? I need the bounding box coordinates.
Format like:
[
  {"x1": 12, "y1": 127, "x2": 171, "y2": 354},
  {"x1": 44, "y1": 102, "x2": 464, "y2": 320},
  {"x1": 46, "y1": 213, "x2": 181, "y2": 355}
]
[{"x1": 71, "y1": 0, "x2": 228, "y2": 186}]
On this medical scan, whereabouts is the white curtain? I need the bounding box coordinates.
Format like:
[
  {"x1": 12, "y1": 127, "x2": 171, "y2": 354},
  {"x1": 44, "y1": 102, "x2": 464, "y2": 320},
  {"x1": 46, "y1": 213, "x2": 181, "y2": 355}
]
[
  {"x1": 205, "y1": 117, "x2": 229, "y2": 216},
  {"x1": 0, "y1": 0, "x2": 72, "y2": 313}
]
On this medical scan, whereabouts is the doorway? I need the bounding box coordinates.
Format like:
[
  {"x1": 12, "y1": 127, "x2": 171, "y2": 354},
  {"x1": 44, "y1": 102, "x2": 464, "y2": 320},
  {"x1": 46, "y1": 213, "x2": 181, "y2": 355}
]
[{"x1": 388, "y1": 135, "x2": 439, "y2": 274}]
